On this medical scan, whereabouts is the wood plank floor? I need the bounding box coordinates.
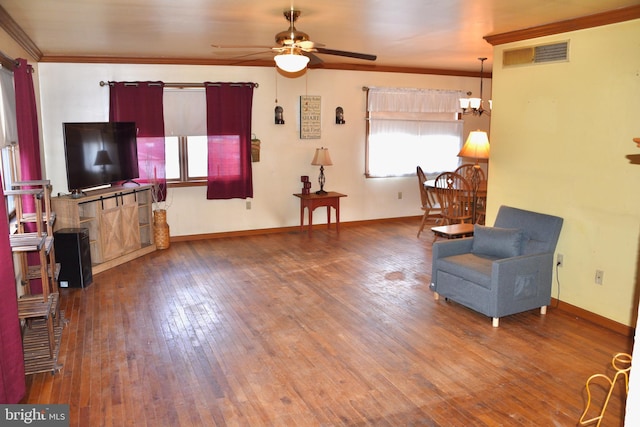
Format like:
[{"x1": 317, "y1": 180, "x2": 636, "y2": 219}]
[{"x1": 21, "y1": 219, "x2": 633, "y2": 426}]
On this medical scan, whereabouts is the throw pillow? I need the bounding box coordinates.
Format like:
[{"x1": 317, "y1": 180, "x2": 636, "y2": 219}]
[{"x1": 471, "y1": 225, "x2": 524, "y2": 258}]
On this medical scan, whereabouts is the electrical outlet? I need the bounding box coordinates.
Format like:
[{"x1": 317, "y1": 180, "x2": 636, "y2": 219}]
[
  {"x1": 246, "y1": 201, "x2": 251, "y2": 210},
  {"x1": 595, "y1": 270, "x2": 604, "y2": 285},
  {"x1": 397, "y1": 191, "x2": 402, "y2": 200},
  {"x1": 556, "y1": 253, "x2": 563, "y2": 267}
]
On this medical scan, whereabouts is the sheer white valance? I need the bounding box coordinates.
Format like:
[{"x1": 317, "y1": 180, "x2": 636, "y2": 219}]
[
  {"x1": 0, "y1": 66, "x2": 17, "y2": 148},
  {"x1": 367, "y1": 87, "x2": 464, "y2": 114}
]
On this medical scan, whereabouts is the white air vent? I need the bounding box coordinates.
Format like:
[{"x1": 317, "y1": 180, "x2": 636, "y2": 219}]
[{"x1": 503, "y1": 41, "x2": 569, "y2": 66}]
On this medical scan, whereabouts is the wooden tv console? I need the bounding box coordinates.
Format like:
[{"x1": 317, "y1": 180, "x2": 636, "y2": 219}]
[{"x1": 51, "y1": 185, "x2": 156, "y2": 275}]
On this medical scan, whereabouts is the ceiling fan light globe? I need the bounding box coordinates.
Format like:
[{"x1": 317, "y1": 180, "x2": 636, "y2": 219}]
[{"x1": 274, "y1": 53, "x2": 309, "y2": 72}]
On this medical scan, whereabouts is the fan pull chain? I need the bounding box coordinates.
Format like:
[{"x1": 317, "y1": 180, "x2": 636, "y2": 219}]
[{"x1": 274, "y1": 68, "x2": 278, "y2": 104}]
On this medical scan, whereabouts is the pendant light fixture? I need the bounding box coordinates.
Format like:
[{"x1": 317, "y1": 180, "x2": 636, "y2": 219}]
[{"x1": 459, "y1": 57, "x2": 492, "y2": 116}]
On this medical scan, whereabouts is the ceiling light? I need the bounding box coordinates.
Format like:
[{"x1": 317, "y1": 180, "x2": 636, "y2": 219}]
[
  {"x1": 274, "y1": 48, "x2": 309, "y2": 73},
  {"x1": 460, "y1": 57, "x2": 492, "y2": 116}
]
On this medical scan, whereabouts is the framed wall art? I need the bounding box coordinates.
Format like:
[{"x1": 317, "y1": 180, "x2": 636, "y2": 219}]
[{"x1": 300, "y1": 95, "x2": 321, "y2": 139}]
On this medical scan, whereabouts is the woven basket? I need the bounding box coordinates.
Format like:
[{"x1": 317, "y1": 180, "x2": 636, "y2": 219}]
[{"x1": 153, "y1": 209, "x2": 170, "y2": 249}]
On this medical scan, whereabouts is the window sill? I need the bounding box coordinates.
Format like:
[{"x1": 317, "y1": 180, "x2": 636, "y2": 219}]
[{"x1": 167, "y1": 180, "x2": 207, "y2": 188}]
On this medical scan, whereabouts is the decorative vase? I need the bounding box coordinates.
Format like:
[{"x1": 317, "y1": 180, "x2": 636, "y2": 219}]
[{"x1": 153, "y1": 209, "x2": 170, "y2": 249}]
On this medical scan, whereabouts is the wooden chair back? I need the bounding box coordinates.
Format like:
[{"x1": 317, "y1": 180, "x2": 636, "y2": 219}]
[
  {"x1": 416, "y1": 166, "x2": 441, "y2": 236},
  {"x1": 455, "y1": 164, "x2": 485, "y2": 185},
  {"x1": 433, "y1": 172, "x2": 473, "y2": 225}
]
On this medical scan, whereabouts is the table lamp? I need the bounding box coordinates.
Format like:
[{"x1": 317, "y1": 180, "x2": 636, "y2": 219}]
[{"x1": 311, "y1": 147, "x2": 333, "y2": 195}]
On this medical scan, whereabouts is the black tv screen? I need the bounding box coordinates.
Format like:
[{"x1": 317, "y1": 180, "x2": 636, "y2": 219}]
[{"x1": 63, "y1": 122, "x2": 139, "y2": 192}]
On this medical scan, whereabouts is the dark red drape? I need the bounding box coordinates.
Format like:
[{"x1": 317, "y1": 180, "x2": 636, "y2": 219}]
[
  {"x1": 0, "y1": 182, "x2": 26, "y2": 404},
  {"x1": 205, "y1": 83, "x2": 254, "y2": 200},
  {"x1": 109, "y1": 82, "x2": 166, "y2": 201},
  {"x1": 14, "y1": 58, "x2": 43, "y2": 294},
  {"x1": 15, "y1": 59, "x2": 41, "y2": 183}
]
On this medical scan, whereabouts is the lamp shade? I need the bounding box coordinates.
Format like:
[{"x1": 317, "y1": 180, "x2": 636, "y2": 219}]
[
  {"x1": 458, "y1": 131, "x2": 490, "y2": 160},
  {"x1": 311, "y1": 147, "x2": 333, "y2": 166},
  {"x1": 274, "y1": 53, "x2": 309, "y2": 73},
  {"x1": 94, "y1": 149, "x2": 113, "y2": 166}
]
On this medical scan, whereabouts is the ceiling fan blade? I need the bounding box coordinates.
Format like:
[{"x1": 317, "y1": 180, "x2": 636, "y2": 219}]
[
  {"x1": 212, "y1": 44, "x2": 273, "y2": 49},
  {"x1": 212, "y1": 50, "x2": 273, "y2": 60},
  {"x1": 303, "y1": 52, "x2": 324, "y2": 66},
  {"x1": 315, "y1": 47, "x2": 376, "y2": 61}
]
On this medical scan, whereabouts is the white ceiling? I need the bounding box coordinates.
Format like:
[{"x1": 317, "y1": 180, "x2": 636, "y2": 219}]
[{"x1": 0, "y1": 0, "x2": 638, "y2": 73}]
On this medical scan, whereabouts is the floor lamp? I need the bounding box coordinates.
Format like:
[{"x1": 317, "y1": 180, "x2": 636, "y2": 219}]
[
  {"x1": 458, "y1": 130, "x2": 490, "y2": 186},
  {"x1": 458, "y1": 130, "x2": 490, "y2": 222}
]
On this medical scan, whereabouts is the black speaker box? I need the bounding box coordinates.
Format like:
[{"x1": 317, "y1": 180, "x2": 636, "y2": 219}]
[{"x1": 54, "y1": 228, "x2": 93, "y2": 288}]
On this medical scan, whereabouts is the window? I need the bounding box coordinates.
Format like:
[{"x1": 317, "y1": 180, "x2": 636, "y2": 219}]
[
  {"x1": 165, "y1": 135, "x2": 207, "y2": 181},
  {"x1": 365, "y1": 87, "x2": 464, "y2": 178},
  {"x1": 0, "y1": 66, "x2": 18, "y2": 215},
  {"x1": 163, "y1": 88, "x2": 207, "y2": 183}
]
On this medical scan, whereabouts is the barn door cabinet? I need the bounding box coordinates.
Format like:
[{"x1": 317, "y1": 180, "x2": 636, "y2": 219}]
[{"x1": 51, "y1": 185, "x2": 155, "y2": 275}]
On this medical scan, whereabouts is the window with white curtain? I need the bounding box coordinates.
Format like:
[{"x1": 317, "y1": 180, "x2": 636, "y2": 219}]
[
  {"x1": 366, "y1": 87, "x2": 464, "y2": 178},
  {"x1": 163, "y1": 88, "x2": 207, "y2": 182},
  {"x1": 0, "y1": 66, "x2": 18, "y2": 215}
]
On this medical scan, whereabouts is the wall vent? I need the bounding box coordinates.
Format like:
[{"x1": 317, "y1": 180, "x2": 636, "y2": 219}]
[{"x1": 503, "y1": 41, "x2": 569, "y2": 66}]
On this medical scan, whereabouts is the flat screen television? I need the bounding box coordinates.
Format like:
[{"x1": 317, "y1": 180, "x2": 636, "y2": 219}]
[{"x1": 63, "y1": 122, "x2": 139, "y2": 193}]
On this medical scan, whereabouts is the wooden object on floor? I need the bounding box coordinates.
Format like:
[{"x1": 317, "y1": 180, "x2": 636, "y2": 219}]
[
  {"x1": 22, "y1": 316, "x2": 64, "y2": 376},
  {"x1": 51, "y1": 185, "x2": 156, "y2": 275},
  {"x1": 21, "y1": 219, "x2": 632, "y2": 426},
  {"x1": 431, "y1": 223, "x2": 474, "y2": 240},
  {"x1": 293, "y1": 191, "x2": 347, "y2": 236}
]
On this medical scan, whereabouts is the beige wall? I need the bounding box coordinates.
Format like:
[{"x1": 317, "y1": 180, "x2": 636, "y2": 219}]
[{"x1": 488, "y1": 19, "x2": 640, "y2": 326}]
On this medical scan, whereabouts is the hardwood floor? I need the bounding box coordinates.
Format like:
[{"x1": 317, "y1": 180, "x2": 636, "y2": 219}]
[{"x1": 22, "y1": 219, "x2": 633, "y2": 426}]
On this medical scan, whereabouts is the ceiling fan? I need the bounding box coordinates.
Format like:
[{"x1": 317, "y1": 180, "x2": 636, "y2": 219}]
[{"x1": 213, "y1": 9, "x2": 377, "y2": 72}]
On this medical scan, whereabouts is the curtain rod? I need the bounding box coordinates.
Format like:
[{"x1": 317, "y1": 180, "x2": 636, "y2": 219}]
[
  {"x1": 99, "y1": 81, "x2": 258, "y2": 88},
  {"x1": 0, "y1": 51, "x2": 18, "y2": 71}
]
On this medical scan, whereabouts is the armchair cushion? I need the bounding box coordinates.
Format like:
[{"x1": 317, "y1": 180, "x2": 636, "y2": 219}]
[{"x1": 471, "y1": 225, "x2": 524, "y2": 259}]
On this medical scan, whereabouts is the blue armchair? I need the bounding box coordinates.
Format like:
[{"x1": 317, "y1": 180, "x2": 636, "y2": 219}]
[{"x1": 431, "y1": 205, "x2": 563, "y2": 327}]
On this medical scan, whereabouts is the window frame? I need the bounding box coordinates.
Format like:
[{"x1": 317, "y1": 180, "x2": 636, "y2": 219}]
[{"x1": 364, "y1": 87, "x2": 465, "y2": 179}]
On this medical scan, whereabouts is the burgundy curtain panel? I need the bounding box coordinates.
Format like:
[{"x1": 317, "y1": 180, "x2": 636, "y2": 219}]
[
  {"x1": 0, "y1": 60, "x2": 30, "y2": 402},
  {"x1": 109, "y1": 82, "x2": 167, "y2": 201},
  {"x1": 0, "y1": 184, "x2": 25, "y2": 403},
  {"x1": 205, "y1": 83, "x2": 254, "y2": 199},
  {"x1": 14, "y1": 58, "x2": 43, "y2": 294}
]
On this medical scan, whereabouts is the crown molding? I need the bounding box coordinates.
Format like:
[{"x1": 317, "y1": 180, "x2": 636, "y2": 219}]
[
  {"x1": 0, "y1": 5, "x2": 42, "y2": 61},
  {"x1": 484, "y1": 5, "x2": 640, "y2": 46}
]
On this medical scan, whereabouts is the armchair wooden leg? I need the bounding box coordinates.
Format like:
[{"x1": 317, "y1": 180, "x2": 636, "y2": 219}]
[
  {"x1": 433, "y1": 291, "x2": 440, "y2": 300},
  {"x1": 492, "y1": 317, "x2": 500, "y2": 328},
  {"x1": 540, "y1": 306, "x2": 547, "y2": 315}
]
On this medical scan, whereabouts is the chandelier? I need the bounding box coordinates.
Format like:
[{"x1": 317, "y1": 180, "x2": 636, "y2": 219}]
[{"x1": 459, "y1": 57, "x2": 492, "y2": 116}]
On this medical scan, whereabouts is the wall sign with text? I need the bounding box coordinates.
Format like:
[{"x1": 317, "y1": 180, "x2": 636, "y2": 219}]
[{"x1": 300, "y1": 95, "x2": 321, "y2": 139}]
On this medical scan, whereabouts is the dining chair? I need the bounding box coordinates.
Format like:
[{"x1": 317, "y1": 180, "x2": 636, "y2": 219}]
[
  {"x1": 454, "y1": 163, "x2": 485, "y2": 185},
  {"x1": 455, "y1": 164, "x2": 487, "y2": 225},
  {"x1": 433, "y1": 171, "x2": 474, "y2": 225},
  {"x1": 416, "y1": 166, "x2": 441, "y2": 237}
]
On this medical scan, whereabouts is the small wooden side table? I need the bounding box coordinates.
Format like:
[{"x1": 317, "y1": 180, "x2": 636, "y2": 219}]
[
  {"x1": 293, "y1": 192, "x2": 347, "y2": 236},
  {"x1": 431, "y1": 223, "x2": 475, "y2": 240}
]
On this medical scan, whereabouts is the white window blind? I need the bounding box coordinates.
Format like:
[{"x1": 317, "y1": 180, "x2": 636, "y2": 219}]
[{"x1": 163, "y1": 88, "x2": 206, "y2": 136}]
